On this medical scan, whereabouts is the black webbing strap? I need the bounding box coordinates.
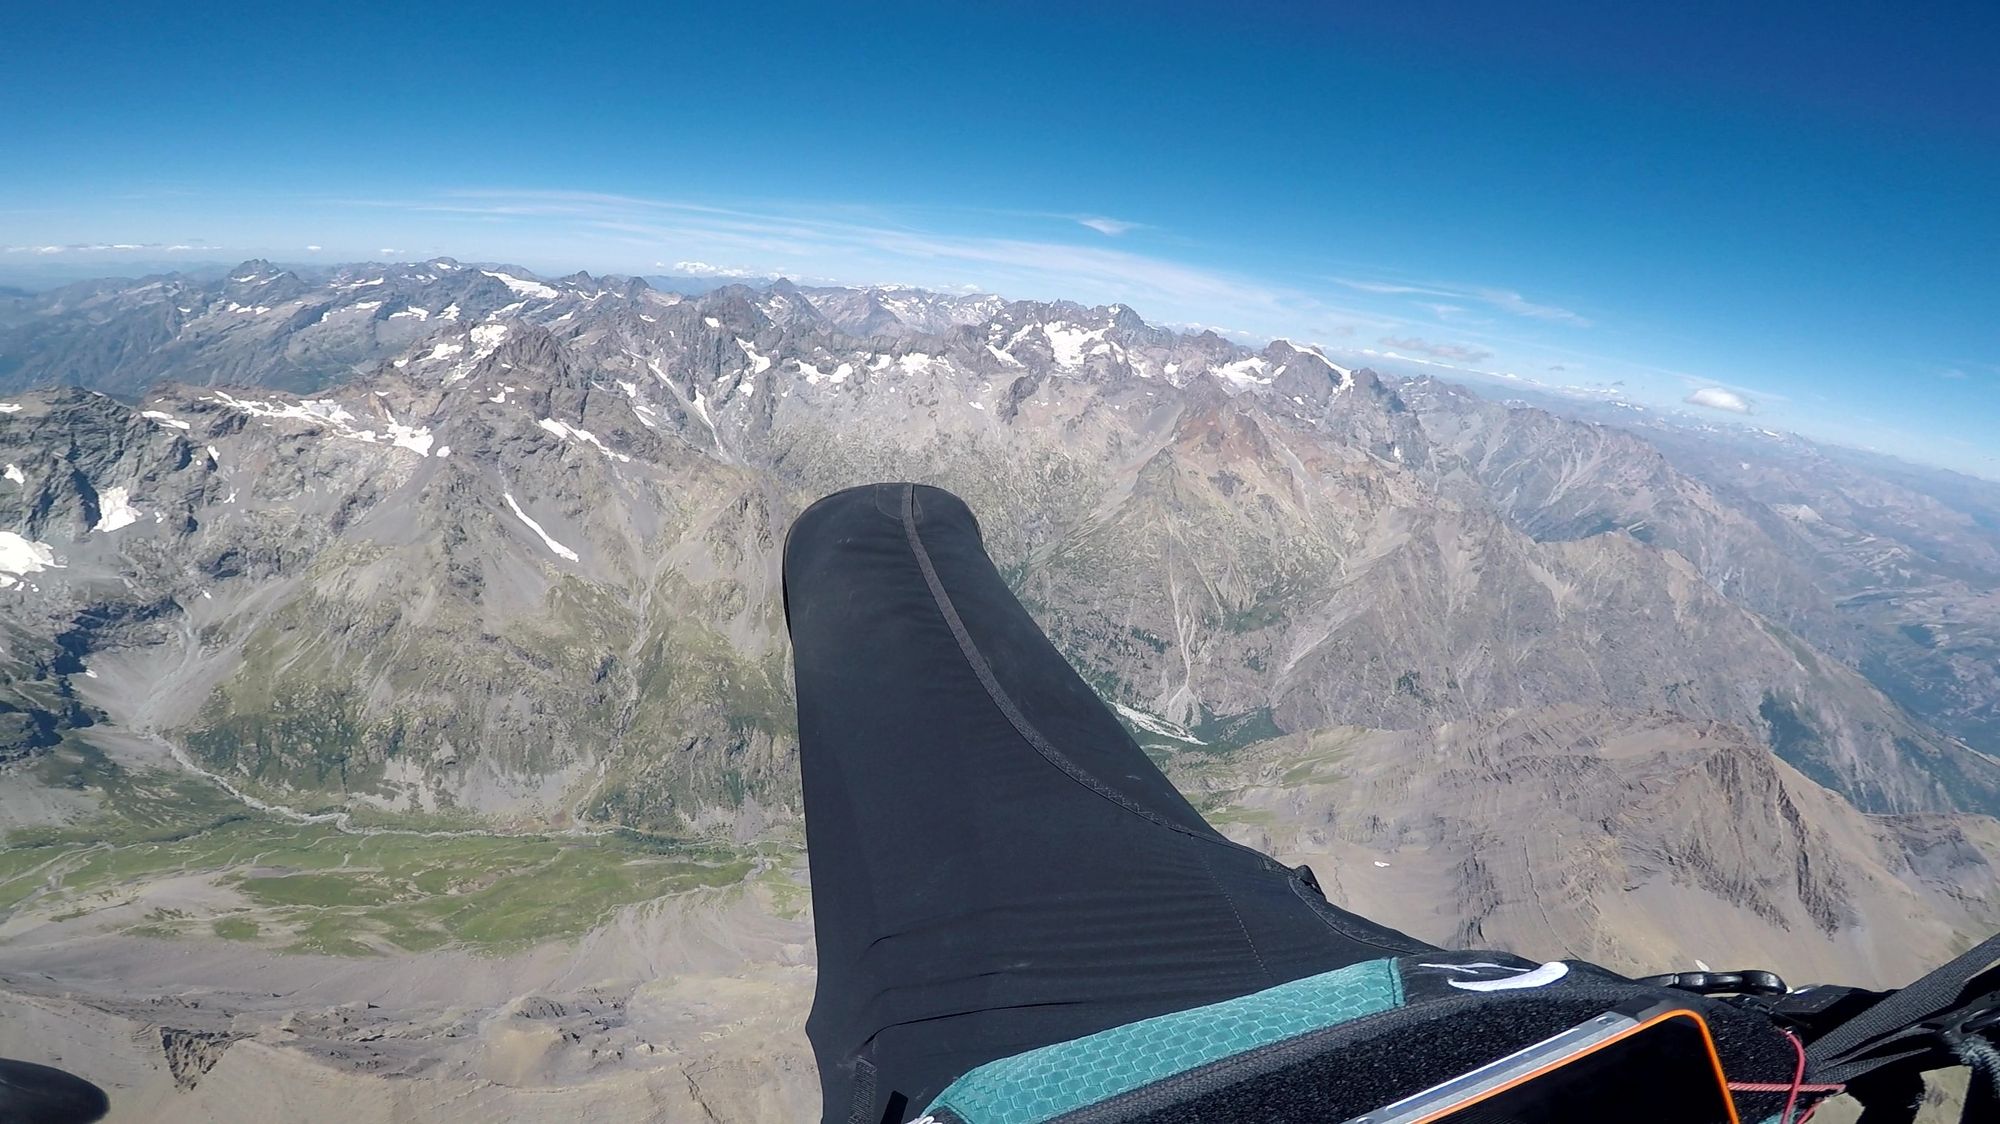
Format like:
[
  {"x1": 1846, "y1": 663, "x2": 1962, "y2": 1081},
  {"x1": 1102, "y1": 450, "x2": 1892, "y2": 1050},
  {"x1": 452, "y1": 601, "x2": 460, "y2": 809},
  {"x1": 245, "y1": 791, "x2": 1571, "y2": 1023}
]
[
  {"x1": 848, "y1": 1056, "x2": 879, "y2": 1124},
  {"x1": 1805, "y1": 931, "x2": 2000, "y2": 1087}
]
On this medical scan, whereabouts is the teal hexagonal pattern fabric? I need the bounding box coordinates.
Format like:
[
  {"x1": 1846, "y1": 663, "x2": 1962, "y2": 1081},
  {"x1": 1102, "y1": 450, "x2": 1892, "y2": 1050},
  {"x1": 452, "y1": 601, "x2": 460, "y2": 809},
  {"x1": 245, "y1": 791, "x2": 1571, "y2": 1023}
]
[{"x1": 923, "y1": 957, "x2": 1402, "y2": 1123}]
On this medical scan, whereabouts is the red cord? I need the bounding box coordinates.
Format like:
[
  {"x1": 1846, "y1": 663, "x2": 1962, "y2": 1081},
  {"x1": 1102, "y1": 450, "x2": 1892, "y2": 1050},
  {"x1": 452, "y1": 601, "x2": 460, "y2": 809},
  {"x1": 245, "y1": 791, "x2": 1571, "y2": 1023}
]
[
  {"x1": 1720, "y1": 1032, "x2": 1840, "y2": 1120},
  {"x1": 1779, "y1": 1029, "x2": 1808, "y2": 1124}
]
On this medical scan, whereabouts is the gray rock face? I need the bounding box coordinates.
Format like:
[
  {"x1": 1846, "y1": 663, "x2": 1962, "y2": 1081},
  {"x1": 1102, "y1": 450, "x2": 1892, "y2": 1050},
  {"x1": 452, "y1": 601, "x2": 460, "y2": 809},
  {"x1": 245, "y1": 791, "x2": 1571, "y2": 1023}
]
[{"x1": 1, "y1": 266, "x2": 1995, "y2": 831}]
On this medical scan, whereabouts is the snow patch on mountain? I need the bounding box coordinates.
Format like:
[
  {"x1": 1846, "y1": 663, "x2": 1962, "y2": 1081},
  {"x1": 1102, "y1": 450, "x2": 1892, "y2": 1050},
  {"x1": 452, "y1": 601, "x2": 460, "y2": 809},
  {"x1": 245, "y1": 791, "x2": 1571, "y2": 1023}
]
[
  {"x1": 469, "y1": 324, "x2": 509, "y2": 358},
  {"x1": 481, "y1": 271, "x2": 558, "y2": 300},
  {"x1": 1042, "y1": 322, "x2": 1106, "y2": 368},
  {"x1": 795, "y1": 359, "x2": 854, "y2": 386},
  {"x1": 384, "y1": 418, "x2": 435, "y2": 457},
  {"x1": 0, "y1": 531, "x2": 60, "y2": 582},
  {"x1": 538, "y1": 418, "x2": 631, "y2": 462},
  {"x1": 690, "y1": 390, "x2": 727, "y2": 459},
  {"x1": 93, "y1": 486, "x2": 140, "y2": 532},
  {"x1": 1113, "y1": 702, "x2": 1207, "y2": 745},
  {"x1": 1215, "y1": 357, "x2": 1272, "y2": 387},
  {"x1": 736, "y1": 339, "x2": 772, "y2": 374},
  {"x1": 207, "y1": 391, "x2": 436, "y2": 456},
  {"x1": 210, "y1": 391, "x2": 357, "y2": 427},
  {"x1": 502, "y1": 493, "x2": 579, "y2": 562}
]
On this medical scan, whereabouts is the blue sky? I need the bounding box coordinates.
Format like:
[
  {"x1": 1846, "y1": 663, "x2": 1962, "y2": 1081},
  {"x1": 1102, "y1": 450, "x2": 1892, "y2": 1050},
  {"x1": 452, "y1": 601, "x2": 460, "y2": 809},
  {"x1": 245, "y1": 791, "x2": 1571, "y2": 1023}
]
[{"x1": 4, "y1": 2, "x2": 1996, "y2": 476}]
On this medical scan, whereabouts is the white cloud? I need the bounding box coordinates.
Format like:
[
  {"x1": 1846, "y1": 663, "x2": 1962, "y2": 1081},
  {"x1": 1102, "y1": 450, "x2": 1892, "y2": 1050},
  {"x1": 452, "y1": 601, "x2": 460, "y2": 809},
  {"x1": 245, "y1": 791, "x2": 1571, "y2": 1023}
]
[
  {"x1": 1684, "y1": 386, "x2": 1755, "y2": 413},
  {"x1": 670, "y1": 260, "x2": 765, "y2": 278},
  {"x1": 305, "y1": 244, "x2": 323, "y2": 251},
  {"x1": 1941, "y1": 368, "x2": 1968, "y2": 380},
  {"x1": 378, "y1": 247, "x2": 400, "y2": 255},
  {"x1": 1075, "y1": 216, "x2": 1139, "y2": 236}
]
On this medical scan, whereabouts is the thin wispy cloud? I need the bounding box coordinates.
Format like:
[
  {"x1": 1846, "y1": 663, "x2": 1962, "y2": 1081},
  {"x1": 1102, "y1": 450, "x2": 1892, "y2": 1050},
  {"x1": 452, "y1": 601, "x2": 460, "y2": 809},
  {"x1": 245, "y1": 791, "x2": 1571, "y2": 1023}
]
[
  {"x1": 1336, "y1": 279, "x2": 1429, "y2": 295},
  {"x1": 1333, "y1": 276, "x2": 1591, "y2": 326},
  {"x1": 3, "y1": 242, "x2": 207, "y2": 254},
  {"x1": 1379, "y1": 336, "x2": 1492, "y2": 363},
  {"x1": 1074, "y1": 215, "x2": 1140, "y2": 236},
  {"x1": 1941, "y1": 368, "x2": 1969, "y2": 380},
  {"x1": 1358, "y1": 347, "x2": 1490, "y2": 375},
  {"x1": 1685, "y1": 386, "x2": 1755, "y2": 414},
  {"x1": 1475, "y1": 287, "x2": 1589, "y2": 324},
  {"x1": 336, "y1": 188, "x2": 1410, "y2": 343}
]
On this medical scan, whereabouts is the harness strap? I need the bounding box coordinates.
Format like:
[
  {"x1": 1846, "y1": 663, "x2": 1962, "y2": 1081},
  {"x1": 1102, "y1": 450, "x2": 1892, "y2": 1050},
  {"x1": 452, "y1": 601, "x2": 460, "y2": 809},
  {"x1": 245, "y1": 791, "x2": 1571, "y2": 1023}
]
[
  {"x1": 1765, "y1": 931, "x2": 2000, "y2": 1123},
  {"x1": 1805, "y1": 932, "x2": 2000, "y2": 1086}
]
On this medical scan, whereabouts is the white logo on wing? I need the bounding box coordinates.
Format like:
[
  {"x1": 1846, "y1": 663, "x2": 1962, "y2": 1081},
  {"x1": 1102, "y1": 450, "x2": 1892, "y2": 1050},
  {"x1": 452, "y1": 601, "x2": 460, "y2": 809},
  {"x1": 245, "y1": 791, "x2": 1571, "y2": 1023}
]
[{"x1": 1417, "y1": 961, "x2": 1572, "y2": 992}]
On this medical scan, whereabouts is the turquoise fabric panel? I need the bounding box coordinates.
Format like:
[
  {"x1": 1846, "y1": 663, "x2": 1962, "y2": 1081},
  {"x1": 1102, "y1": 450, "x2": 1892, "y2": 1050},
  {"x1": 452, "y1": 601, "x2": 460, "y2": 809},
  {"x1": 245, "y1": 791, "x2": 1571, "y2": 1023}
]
[{"x1": 925, "y1": 957, "x2": 1403, "y2": 1123}]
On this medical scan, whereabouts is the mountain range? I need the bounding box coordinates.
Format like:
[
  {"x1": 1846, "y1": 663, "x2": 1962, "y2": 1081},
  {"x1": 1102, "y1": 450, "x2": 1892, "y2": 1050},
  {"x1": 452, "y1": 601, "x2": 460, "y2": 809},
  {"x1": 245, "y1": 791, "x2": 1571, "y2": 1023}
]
[{"x1": 1, "y1": 259, "x2": 1996, "y2": 1121}]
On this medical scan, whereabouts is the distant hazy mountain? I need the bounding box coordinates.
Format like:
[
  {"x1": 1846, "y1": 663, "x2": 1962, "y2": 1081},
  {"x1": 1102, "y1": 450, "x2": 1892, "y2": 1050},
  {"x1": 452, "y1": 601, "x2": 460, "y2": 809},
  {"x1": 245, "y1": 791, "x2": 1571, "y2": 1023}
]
[
  {"x1": 0, "y1": 258, "x2": 643, "y2": 396},
  {"x1": 1502, "y1": 388, "x2": 2000, "y2": 771}
]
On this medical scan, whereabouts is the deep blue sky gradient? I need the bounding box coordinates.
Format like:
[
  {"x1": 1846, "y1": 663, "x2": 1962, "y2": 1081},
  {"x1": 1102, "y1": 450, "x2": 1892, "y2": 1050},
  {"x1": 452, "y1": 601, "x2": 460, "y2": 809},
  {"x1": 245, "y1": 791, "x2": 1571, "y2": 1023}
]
[{"x1": 3, "y1": 1, "x2": 1995, "y2": 474}]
